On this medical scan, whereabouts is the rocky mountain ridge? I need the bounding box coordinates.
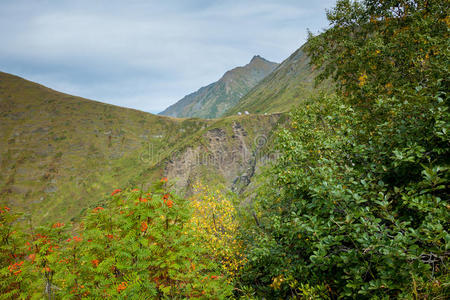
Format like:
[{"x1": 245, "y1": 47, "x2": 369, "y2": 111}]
[{"x1": 159, "y1": 55, "x2": 278, "y2": 119}]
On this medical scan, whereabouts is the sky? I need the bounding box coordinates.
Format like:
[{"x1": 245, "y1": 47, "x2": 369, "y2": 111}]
[{"x1": 0, "y1": 0, "x2": 335, "y2": 114}]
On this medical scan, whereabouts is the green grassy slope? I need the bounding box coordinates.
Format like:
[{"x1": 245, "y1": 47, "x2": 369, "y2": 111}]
[
  {"x1": 159, "y1": 56, "x2": 278, "y2": 119},
  {"x1": 0, "y1": 71, "x2": 285, "y2": 224},
  {"x1": 0, "y1": 71, "x2": 211, "y2": 224},
  {"x1": 225, "y1": 45, "x2": 331, "y2": 116}
]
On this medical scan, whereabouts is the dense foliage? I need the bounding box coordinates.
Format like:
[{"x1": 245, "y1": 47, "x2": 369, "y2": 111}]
[
  {"x1": 239, "y1": 0, "x2": 449, "y2": 298},
  {"x1": 1, "y1": 181, "x2": 233, "y2": 299},
  {"x1": 189, "y1": 183, "x2": 247, "y2": 282},
  {"x1": 1, "y1": 0, "x2": 448, "y2": 299}
]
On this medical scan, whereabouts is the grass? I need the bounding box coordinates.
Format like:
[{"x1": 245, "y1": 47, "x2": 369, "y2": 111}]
[
  {"x1": 0, "y1": 71, "x2": 209, "y2": 224},
  {"x1": 225, "y1": 46, "x2": 333, "y2": 116},
  {"x1": 0, "y1": 71, "x2": 285, "y2": 224},
  {"x1": 159, "y1": 56, "x2": 278, "y2": 119}
]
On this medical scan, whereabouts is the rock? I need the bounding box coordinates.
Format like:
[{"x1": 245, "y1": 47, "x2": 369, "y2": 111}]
[{"x1": 44, "y1": 186, "x2": 57, "y2": 193}]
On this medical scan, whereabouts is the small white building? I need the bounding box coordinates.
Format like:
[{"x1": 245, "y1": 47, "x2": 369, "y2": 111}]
[
  {"x1": 244, "y1": 111, "x2": 249, "y2": 115},
  {"x1": 237, "y1": 112, "x2": 242, "y2": 115}
]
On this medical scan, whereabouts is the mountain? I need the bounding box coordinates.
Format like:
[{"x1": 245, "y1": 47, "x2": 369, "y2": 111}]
[
  {"x1": 159, "y1": 55, "x2": 278, "y2": 119},
  {"x1": 2, "y1": 43, "x2": 326, "y2": 225},
  {"x1": 0, "y1": 71, "x2": 284, "y2": 224},
  {"x1": 0, "y1": 71, "x2": 210, "y2": 223},
  {"x1": 226, "y1": 44, "x2": 331, "y2": 116}
]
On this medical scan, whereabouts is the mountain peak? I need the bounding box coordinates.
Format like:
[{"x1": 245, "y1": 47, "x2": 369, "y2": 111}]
[
  {"x1": 249, "y1": 55, "x2": 266, "y2": 64},
  {"x1": 159, "y1": 56, "x2": 278, "y2": 119}
]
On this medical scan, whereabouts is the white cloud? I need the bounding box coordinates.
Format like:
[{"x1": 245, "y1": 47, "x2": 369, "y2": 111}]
[{"x1": 0, "y1": 0, "x2": 335, "y2": 113}]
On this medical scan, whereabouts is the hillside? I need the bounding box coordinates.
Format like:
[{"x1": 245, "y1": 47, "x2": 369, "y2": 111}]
[
  {"x1": 226, "y1": 45, "x2": 330, "y2": 115},
  {"x1": 159, "y1": 55, "x2": 278, "y2": 119},
  {"x1": 0, "y1": 72, "x2": 211, "y2": 223},
  {"x1": 2, "y1": 1, "x2": 448, "y2": 298},
  {"x1": 0, "y1": 71, "x2": 284, "y2": 224}
]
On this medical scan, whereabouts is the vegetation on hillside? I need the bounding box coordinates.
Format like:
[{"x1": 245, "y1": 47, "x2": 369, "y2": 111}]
[
  {"x1": 159, "y1": 56, "x2": 278, "y2": 119},
  {"x1": 189, "y1": 183, "x2": 247, "y2": 280},
  {"x1": 1, "y1": 0, "x2": 448, "y2": 298},
  {"x1": 0, "y1": 71, "x2": 211, "y2": 224},
  {"x1": 225, "y1": 46, "x2": 330, "y2": 116},
  {"x1": 0, "y1": 72, "x2": 283, "y2": 225},
  {"x1": 238, "y1": 0, "x2": 449, "y2": 298},
  {"x1": 1, "y1": 182, "x2": 234, "y2": 298}
]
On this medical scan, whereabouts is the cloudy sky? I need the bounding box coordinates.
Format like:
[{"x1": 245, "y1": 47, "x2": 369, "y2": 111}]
[{"x1": 0, "y1": 0, "x2": 335, "y2": 113}]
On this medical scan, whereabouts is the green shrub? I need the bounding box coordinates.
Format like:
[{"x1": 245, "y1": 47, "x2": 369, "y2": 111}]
[
  {"x1": 240, "y1": 0, "x2": 449, "y2": 298},
  {"x1": 1, "y1": 181, "x2": 233, "y2": 299}
]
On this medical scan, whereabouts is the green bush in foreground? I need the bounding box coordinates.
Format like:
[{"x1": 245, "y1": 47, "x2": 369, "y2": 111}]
[
  {"x1": 241, "y1": 93, "x2": 448, "y2": 298},
  {"x1": 239, "y1": 0, "x2": 449, "y2": 298},
  {"x1": 1, "y1": 181, "x2": 233, "y2": 299}
]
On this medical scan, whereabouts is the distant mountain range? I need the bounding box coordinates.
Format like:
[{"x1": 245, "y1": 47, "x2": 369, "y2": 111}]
[
  {"x1": 159, "y1": 55, "x2": 278, "y2": 119},
  {"x1": 226, "y1": 45, "x2": 331, "y2": 116}
]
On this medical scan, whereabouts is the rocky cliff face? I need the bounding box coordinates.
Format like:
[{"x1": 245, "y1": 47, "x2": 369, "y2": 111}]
[{"x1": 163, "y1": 113, "x2": 284, "y2": 195}]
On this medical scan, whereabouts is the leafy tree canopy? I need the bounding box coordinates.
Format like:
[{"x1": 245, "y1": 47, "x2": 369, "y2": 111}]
[{"x1": 239, "y1": 0, "x2": 449, "y2": 298}]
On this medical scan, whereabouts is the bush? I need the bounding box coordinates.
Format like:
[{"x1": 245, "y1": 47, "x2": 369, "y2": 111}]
[
  {"x1": 242, "y1": 90, "x2": 448, "y2": 298},
  {"x1": 240, "y1": 0, "x2": 449, "y2": 298},
  {"x1": 189, "y1": 183, "x2": 247, "y2": 282},
  {"x1": 0, "y1": 181, "x2": 234, "y2": 299}
]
